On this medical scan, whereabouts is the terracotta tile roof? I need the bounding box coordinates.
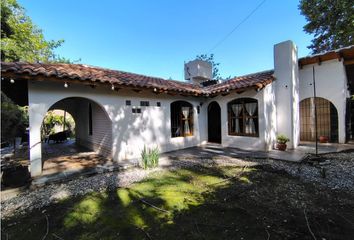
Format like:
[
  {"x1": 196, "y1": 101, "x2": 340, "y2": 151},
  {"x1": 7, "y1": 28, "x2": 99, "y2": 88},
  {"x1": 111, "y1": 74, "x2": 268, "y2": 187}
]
[
  {"x1": 1, "y1": 62, "x2": 275, "y2": 96},
  {"x1": 204, "y1": 70, "x2": 274, "y2": 95},
  {"x1": 298, "y1": 45, "x2": 354, "y2": 67}
]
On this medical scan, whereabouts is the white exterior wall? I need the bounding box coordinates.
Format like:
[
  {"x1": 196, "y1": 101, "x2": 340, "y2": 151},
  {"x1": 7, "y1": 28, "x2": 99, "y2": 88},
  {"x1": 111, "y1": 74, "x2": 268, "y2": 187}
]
[
  {"x1": 274, "y1": 40, "x2": 300, "y2": 149},
  {"x1": 27, "y1": 40, "x2": 351, "y2": 177},
  {"x1": 75, "y1": 100, "x2": 112, "y2": 157},
  {"x1": 200, "y1": 89, "x2": 272, "y2": 151},
  {"x1": 28, "y1": 80, "x2": 203, "y2": 176},
  {"x1": 263, "y1": 83, "x2": 277, "y2": 150},
  {"x1": 298, "y1": 59, "x2": 349, "y2": 143}
]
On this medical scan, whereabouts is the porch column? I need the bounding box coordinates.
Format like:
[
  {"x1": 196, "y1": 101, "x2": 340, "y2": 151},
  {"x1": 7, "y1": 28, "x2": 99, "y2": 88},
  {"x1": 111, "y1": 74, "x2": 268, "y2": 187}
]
[{"x1": 29, "y1": 103, "x2": 48, "y2": 177}]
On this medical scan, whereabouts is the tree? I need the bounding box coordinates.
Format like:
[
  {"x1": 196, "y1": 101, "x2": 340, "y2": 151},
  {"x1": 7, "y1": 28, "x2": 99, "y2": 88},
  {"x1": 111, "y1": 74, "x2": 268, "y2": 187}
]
[
  {"x1": 0, "y1": 0, "x2": 72, "y2": 62},
  {"x1": 196, "y1": 54, "x2": 222, "y2": 80},
  {"x1": 1, "y1": 91, "x2": 28, "y2": 142},
  {"x1": 299, "y1": 0, "x2": 354, "y2": 54},
  {"x1": 41, "y1": 111, "x2": 75, "y2": 139}
]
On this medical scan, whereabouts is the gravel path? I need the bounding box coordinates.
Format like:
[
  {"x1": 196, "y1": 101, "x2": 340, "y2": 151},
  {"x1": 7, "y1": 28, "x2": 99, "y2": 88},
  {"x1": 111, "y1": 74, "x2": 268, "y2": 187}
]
[
  {"x1": 2, "y1": 151, "x2": 353, "y2": 219},
  {"x1": 1, "y1": 167, "x2": 158, "y2": 219}
]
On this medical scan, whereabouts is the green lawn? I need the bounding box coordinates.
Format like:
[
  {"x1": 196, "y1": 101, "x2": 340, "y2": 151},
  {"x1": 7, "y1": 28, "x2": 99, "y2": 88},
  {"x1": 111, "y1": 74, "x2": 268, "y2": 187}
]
[{"x1": 2, "y1": 165, "x2": 354, "y2": 239}]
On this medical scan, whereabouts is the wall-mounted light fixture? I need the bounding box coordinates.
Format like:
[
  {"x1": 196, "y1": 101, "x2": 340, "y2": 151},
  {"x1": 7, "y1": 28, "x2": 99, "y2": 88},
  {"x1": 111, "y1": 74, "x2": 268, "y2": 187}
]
[
  {"x1": 64, "y1": 82, "x2": 69, "y2": 88},
  {"x1": 111, "y1": 85, "x2": 115, "y2": 90},
  {"x1": 10, "y1": 79, "x2": 15, "y2": 84}
]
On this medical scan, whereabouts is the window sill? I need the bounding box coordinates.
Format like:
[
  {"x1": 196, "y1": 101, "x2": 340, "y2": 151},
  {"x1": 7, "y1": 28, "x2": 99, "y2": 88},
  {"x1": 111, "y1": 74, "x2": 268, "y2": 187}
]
[
  {"x1": 171, "y1": 135, "x2": 194, "y2": 139},
  {"x1": 228, "y1": 133, "x2": 259, "y2": 138}
]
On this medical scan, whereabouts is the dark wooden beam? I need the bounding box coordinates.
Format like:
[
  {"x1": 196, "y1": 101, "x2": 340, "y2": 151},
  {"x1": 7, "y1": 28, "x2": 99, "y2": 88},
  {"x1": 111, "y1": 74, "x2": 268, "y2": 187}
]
[{"x1": 344, "y1": 59, "x2": 354, "y2": 65}]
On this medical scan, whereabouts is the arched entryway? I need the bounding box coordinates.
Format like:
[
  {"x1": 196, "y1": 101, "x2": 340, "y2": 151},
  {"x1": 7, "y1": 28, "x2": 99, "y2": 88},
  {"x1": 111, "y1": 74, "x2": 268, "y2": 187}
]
[
  {"x1": 46, "y1": 97, "x2": 112, "y2": 156},
  {"x1": 30, "y1": 96, "x2": 112, "y2": 177},
  {"x1": 208, "y1": 101, "x2": 221, "y2": 143},
  {"x1": 300, "y1": 97, "x2": 338, "y2": 143}
]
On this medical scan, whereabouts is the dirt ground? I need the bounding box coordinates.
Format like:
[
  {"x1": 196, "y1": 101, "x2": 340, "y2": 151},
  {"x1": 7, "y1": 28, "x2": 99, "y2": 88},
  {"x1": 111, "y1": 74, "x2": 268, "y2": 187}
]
[{"x1": 2, "y1": 153, "x2": 354, "y2": 240}]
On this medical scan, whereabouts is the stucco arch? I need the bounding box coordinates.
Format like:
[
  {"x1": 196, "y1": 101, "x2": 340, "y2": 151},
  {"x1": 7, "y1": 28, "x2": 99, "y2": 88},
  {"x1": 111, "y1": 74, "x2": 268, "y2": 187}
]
[
  {"x1": 299, "y1": 94, "x2": 340, "y2": 118},
  {"x1": 170, "y1": 99, "x2": 194, "y2": 108},
  {"x1": 47, "y1": 96, "x2": 113, "y2": 123},
  {"x1": 299, "y1": 97, "x2": 338, "y2": 143},
  {"x1": 226, "y1": 97, "x2": 258, "y2": 106},
  {"x1": 28, "y1": 95, "x2": 113, "y2": 177}
]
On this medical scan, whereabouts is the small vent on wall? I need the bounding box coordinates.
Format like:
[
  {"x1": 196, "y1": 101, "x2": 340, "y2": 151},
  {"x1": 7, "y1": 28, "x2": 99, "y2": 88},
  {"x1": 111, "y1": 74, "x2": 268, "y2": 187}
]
[
  {"x1": 140, "y1": 101, "x2": 149, "y2": 106},
  {"x1": 132, "y1": 108, "x2": 141, "y2": 113}
]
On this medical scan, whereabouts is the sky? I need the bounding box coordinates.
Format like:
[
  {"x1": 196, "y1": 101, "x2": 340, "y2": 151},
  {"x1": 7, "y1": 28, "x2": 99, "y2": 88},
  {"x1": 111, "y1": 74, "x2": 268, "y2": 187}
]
[{"x1": 19, "y1": 0, "x2": 313, "y2": 80}]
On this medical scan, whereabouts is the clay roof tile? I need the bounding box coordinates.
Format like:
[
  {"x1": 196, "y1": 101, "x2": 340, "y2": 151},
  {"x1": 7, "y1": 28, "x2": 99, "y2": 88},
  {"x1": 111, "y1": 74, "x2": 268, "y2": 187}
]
[{"x1": 1, "y1": 62, "x2": 274, "y2": 96}]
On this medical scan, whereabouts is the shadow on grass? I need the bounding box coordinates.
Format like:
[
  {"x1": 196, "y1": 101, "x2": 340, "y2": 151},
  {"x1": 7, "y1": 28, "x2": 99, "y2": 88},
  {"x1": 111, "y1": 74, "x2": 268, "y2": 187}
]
[{"x1": 2, "y1": 165, "x2": 354, "y2": 240}]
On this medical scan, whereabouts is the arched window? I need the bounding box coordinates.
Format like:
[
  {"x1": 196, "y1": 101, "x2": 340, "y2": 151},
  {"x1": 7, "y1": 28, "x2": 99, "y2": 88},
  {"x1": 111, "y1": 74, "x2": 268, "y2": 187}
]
[
  {"x1": 171, "y1": 101, "x2": 193, "y2": 137},
  {"x1": 228, "y1": 98, "x2": 258, "y2": 137},
  {"x1": 300, "y1": 97, "x2": 338, "y2": 142}
]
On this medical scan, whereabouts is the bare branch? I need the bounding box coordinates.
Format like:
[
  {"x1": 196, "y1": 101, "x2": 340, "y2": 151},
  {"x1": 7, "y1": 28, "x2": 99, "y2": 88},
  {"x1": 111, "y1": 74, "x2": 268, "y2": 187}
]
[
  {"x1": 52, "y1": 233, "x2": 64, "y2": 240},
  {"x1": 41, "y1": 214, "x2": 49, "y2": 240},
  {"x1": 304, "y1": 209, "x2": 317, "y2": 240},
  {"x1": 137, "y1": 227, "x2": 152, "y2": 240},
  {"x1": 139, "y1": 199, "x2": 170, "y2": 213}
]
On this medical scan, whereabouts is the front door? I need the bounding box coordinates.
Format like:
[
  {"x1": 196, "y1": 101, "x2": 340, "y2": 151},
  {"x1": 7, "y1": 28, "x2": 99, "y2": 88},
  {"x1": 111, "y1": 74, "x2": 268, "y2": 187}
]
[{"x1": 208, "y1": 102, "x2": 221, "y2": 143}]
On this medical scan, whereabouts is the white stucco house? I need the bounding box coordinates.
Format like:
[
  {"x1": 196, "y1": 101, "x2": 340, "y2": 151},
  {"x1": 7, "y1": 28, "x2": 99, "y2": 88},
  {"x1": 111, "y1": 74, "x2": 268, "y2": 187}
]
[{"x1": 1, "y1": 40, "x2": 354, "y2": 177}]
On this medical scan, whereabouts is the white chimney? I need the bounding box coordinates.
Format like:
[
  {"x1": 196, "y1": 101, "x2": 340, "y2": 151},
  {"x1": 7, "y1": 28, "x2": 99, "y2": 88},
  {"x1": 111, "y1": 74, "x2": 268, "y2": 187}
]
[{"x1": 274, "y1": 40, "x2": 300, "y2": 149}]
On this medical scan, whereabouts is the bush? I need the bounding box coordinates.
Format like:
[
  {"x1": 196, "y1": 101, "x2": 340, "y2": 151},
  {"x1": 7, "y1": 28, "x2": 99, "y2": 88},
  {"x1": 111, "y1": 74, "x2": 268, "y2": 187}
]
[
  {"x1": 277, "y1": 134, "x2": 290, "y2": 144},
  {"x1": 1, "y1": 92, "x2": 28, "y2": 142},
  {"x1": 41, "y1": 110, "x2": 75, "y2": 139},
  {"x1": 140, "y1": 145, "x2": 159, "y2": 169}
]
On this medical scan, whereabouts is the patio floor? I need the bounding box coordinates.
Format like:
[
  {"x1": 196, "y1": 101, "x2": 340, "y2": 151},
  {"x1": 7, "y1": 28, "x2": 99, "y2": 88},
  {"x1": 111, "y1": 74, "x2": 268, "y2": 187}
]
[
  {"x1": 33, "y1": 140, "x2": 126, "y2": 185},
  {"x1": 42, "y1": 141, "x2": 112, "y2": 176}
]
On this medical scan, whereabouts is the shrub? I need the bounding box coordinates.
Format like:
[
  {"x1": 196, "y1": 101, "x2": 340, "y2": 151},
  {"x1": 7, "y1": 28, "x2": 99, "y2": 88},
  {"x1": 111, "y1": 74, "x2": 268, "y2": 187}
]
[
  {"x1": 140, "y1": 145, "x2": 159, "y2": 169},
  {"x1": 1, "y1": 92, "x2": 28, "y2": 142},
  {"x1": 277, "y1": 134, "x2": 290, "y2": 144},
  {"x1": 41, "y1": 110, "x2": 75, "y2": 139}
]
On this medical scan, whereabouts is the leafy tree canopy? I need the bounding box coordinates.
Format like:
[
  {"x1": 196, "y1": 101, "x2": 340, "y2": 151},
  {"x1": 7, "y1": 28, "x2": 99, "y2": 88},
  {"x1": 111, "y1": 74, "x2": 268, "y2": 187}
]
[
  {"x1": 1, "y1": 0, "x2": 72, "y2": 62},
  {"x1": 41, "y1": 111, "x2": 74, "y2": 138},
  {"x1": 196, "y1": 54, "x2": 232, "y2": 80},
  {"x1": 1, "y1": 91, "x2": 28, "y2": 141},
  {"x1": 299, "y1": 0, "x2": 354, "y2": 54}
]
